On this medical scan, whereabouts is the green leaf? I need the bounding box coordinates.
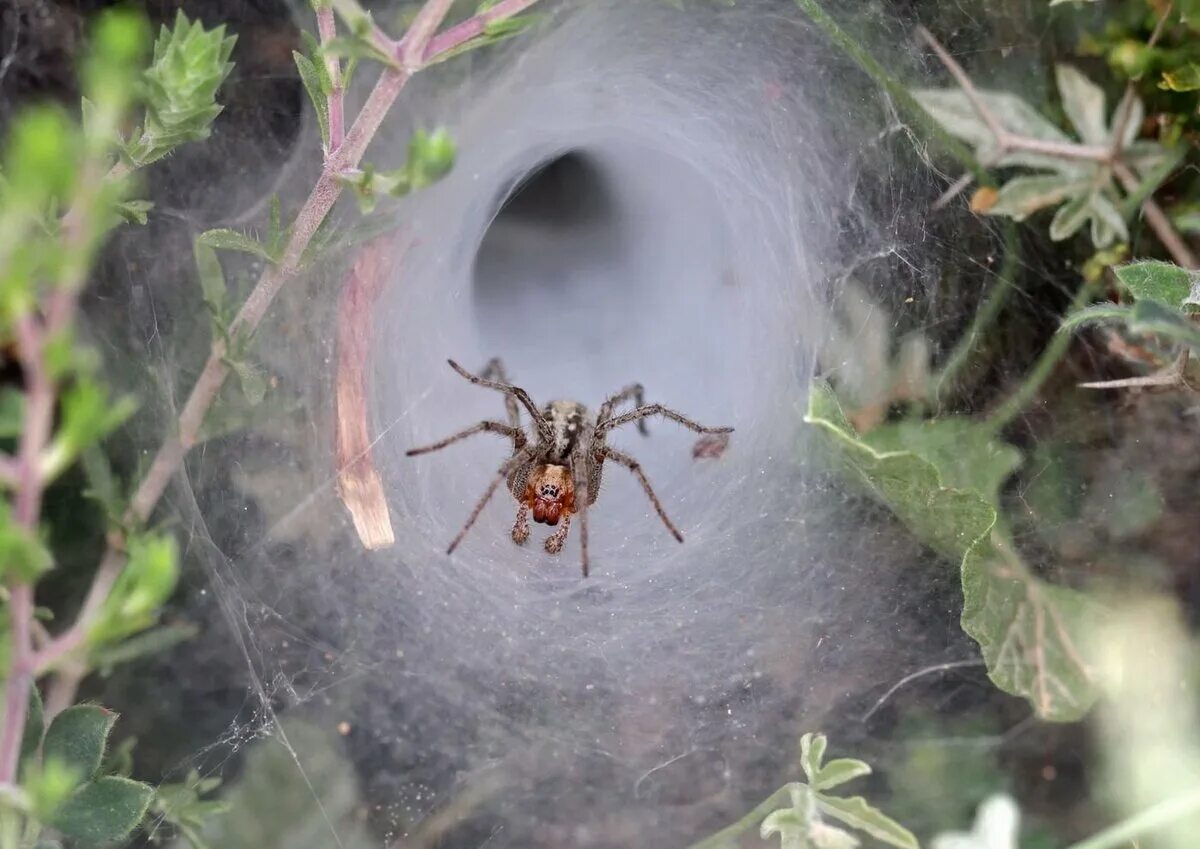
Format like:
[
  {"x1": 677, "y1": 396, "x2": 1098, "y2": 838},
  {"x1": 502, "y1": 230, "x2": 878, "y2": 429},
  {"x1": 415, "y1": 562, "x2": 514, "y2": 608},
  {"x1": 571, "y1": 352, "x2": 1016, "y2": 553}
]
[
  {"x1": 91, "y1": 623, "x2": 198, "y2": 675},
  {"x1": 45, "y1": 379, "x2": 138, "y2": 480},
  {"x1": 800, "y1": 733, "x2": 827, "y2": 783},
  {"x1": 1160, "y1": 64, "x2": 1200, "y2": 92},
  {"x1": 52, "y1": 775, "x2": 153, "y2": 845},
  {"x1": 293, "y1": 51, "x2": 331, "y2": 150},
  {"x1": 988, "y1": 174, "x2": 1087, "y2": 221},
  {"x1": 811, "y1": 759, "x2": 872, "y2": 792},
  {"x1": 1125, "y1": 298, "x2": 1200, "y2": 351},
  {"x1": 20, "y1": 685, "x2": 45, "y2": 764},
  {"x1": 87, "y1": 533, "x2": 179, "y2": 646},
  {"x1": 863, "y1": 418, "x2": 1022, "y2": 503},
  {"x1": 197, "y1": 228, "x2": 276, "y2": 263},
  {"x1": 43, "y1": 705, "x2": 117, "y2": 782},
  {"x1": 1059, "y1": 302, "x2": 1135, "y2": 332},
  {"x1": 112, "y1": 199, "x2": 154, "y2": 225},
  {"x1": 1056, "y1": 65, "x2": 1107, "y2": 146},
  {"x1": 961, "y1": 536, "x2": 1100, "y2": 722},
  {"x1": 1114, "y1": 260, "x2": 1196, "y2": 310},
  {"x1": 1049, "y1": 191, "x2": 1092, "y2": 241},
  {"x1": 192, "y1": 240, "x2": 227, "y2": 311},
  {"x1": 815, "y1": 794, "x2": 919, "y2": 849},
  {"x1": 804, "y1": 382, "x2": 996, "y2": 560},
  {"x1": 911, "y1": 88, "x2": 1078, "y2": 172},
  {"x1": 133, "y1": 12, "x2": 237, "y2": 166},
  {"x1": 228, "y1": 359, "x2": 268, "y2": 405},
  {"x1": 1088, "y1": 193, "x2": 1128, "y2": 249},
  {"x1": 805, "y1": 382, "x2": 1097, "y2": 720},
  {"x1": 424, "y1": 13, "x2": 545, "y2": 66},
  {"x1": 0, "y1": 499, "x2": 53, "y2": 581}
]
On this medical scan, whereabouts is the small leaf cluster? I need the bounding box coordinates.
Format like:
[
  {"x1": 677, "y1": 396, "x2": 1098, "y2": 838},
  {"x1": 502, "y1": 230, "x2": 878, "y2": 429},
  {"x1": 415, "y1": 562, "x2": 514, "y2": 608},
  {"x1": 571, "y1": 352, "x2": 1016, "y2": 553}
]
[
  {"x1": 758, "y1": 733, "x2": 917, "y2": 849},
  {"x1": 914, "y1": 66, "x2": 1168, "y2": 248},
  {"x1": 340, "y1": 128, "x2": 456, "y2": 213},
  {"x1": 17, "y1": 703, "x2": 153, "y2": 847},
  {"x1": 124, "y1": 12, "x2": 237, "y2": 167},
  {"x1": 1063, "y1": 259, "x2": 1200, "y2": 359},
  {"x1": 150, "y1": 770, "x2": 230, "y2": 849}
]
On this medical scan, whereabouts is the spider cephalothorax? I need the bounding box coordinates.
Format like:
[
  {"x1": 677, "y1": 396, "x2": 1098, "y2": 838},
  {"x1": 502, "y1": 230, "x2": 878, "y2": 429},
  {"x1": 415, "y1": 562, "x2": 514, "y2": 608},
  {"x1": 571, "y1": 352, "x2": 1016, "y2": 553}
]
[{"x1": 407, "y1": 359, "x2": 733, "y2": 576}]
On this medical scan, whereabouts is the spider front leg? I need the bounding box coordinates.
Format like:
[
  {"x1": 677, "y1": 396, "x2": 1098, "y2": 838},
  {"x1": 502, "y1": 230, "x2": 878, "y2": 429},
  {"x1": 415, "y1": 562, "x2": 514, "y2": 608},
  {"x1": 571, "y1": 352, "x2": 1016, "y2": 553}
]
[
  {"x1": 446, "y1": 446, "x2": 535, "y2": 555},
  {"x1": 597, "y1": 403, "x2": 734, "y2": 437},
  {"x1": 598, "y1": 446, "x2": 683, "y2": 542},
  {"x1": 572, "y1": 442, "x2": 591, "y2": 577},
  {"x1": 406, "y1": 420, "x2": 525, "y2": 457},
  {"x1": 597, "y1": 384, "x2": 649, "y2": 436},
  {"x1": 512, "y1": 504, "x2": 530, "y2": 545},
  {"x1": 447, "y1": 359, "x2": 550, "y2": 439},
  {"x1": 479, "y1": 357, "x2": 521, "y2": 429},
  {"x1": 544, "y1": 515, "x2": 571, "y2": 554}
]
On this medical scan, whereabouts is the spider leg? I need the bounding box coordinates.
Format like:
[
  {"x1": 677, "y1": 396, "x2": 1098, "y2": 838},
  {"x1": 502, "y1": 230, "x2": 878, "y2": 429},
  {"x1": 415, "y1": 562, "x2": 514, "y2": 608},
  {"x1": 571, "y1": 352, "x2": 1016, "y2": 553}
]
[
  {"x1": 512, "y1": 504, "x2": 530, "y2": 545},
  {"x1": 447, "y1": 359, "x2": 549, "y2": 437},
  {"x1": 598, "y1": 447, "x2": 684, "y2": 542},
  {"x1": 597, "y1": 383, "x2": 648, "y2": 436},
  {"x1": 479, "y1": 358, "x2": 521, "y2": 429},
  {"x1": 543, "y1": 515, "x2": 571, "y2": 554},
  {"x1": 598, "y1": 403, "x2": 734, "y2": 437},
  {"x1": 571, "y1": 441, "x2": 591, "y2": 577},
  {"x1": 406, "y1": 420, "x2": 525, "y2": 457},
  {"x1": 446, "y1": 446, "x2": 534, "y2": 555}
]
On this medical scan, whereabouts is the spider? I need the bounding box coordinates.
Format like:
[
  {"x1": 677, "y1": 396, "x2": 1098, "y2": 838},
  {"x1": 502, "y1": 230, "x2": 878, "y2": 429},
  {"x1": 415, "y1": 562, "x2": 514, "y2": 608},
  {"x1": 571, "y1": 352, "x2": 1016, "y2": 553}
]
[{"x1": 406, "y1": 358, "x2": 734, "y2": 577}]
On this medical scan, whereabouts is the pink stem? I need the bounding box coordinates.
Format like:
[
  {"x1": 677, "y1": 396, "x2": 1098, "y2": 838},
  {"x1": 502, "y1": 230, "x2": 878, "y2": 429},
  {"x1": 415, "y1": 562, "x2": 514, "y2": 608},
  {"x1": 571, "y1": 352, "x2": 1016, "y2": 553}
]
[
  {"x1": 398, "y1": 0, "x2": 456, "y2": 67},
  {"x1": 0, "y1": 318, "x2": 57, "y2": 784},
  {"x1": 423, "y1": 0, "x2": 543, "y2": 62},
  {"x1": 316, "y1": 5, "x2": 346, "y2": 151}
]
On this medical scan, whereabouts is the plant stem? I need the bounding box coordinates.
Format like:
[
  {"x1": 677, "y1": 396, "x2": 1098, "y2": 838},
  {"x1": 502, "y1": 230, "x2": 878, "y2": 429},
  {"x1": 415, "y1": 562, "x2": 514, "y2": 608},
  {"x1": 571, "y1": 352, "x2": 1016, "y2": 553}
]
[
  {"x1": 0, "y1": 315, "x2": 57, "y2": 784},
  {"x1": 1114, "y1": 160, "x2": 1199, "y2": 268},
  {"x1": 41, "y1": 0, "x2": 544, "y2": 715},
  {"x1": 423, "y1": 0, "x2": 543, "y2": 61},
  {"x1": 934, "y1": 221, "x2": 1019, "y2": 405},
  {"x1": 316, "y1": 5, "x2": 346, "y2": 151},
  {"x1": 984, "y1": 278, "x2": 1102, "y2": 433},
  {"x1": 793, "y1": 0, "x2": 983, "y2": 179},
  {"x1": 398, "y1": 0, "x2": 456, "y2": 67},
  {"x1": 1065, "y1": 785, "x2": 1200, "y2": 849}
]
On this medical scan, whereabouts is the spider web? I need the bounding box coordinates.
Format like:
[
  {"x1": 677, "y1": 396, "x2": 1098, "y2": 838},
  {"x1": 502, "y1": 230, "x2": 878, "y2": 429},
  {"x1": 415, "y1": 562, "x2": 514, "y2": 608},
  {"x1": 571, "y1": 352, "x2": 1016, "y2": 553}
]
[{"x1": 77, "y1": 1, "x2": 1100, "y2": 846}]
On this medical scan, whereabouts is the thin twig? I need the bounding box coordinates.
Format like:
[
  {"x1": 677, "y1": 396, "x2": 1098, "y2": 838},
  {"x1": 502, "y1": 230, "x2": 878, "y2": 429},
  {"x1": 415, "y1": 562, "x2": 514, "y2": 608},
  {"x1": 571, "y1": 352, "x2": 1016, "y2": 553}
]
[
  {"x1": 398, "y1": 0, "x2": 456, "y2": 68},
  {"x1": 316, "y1": 5, "x2": 345, "y2": 152},
  {"x1": 1113, "y1": 160, "x2": 1199, "y2": 268},
  {"x1": 423, "y1": 0, "x2": 543, "y2": 61},
  {"x1": 1079, "y1": 350, "x2": 1190, "y2": 389},
  {"x1": 918, "y1": 27, "x2": 1111, "y2": 163},
  {"x1": 1110, "y1": 2, "x2": 1173, "y2": 161}
]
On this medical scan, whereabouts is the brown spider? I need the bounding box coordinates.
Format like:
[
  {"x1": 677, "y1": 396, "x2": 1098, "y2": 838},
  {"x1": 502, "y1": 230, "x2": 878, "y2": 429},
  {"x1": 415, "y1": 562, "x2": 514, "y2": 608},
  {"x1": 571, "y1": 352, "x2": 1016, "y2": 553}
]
[{"x1": 406, "y1": 359, "x2": 734, "y2": 577}]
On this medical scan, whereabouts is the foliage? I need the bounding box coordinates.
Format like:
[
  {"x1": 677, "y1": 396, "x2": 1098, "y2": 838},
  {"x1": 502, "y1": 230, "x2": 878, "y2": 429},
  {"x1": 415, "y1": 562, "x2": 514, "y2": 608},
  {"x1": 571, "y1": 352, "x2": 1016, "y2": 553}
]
[{"x1": 913, "y1": 66, "x2": 1168, "y2": 248}]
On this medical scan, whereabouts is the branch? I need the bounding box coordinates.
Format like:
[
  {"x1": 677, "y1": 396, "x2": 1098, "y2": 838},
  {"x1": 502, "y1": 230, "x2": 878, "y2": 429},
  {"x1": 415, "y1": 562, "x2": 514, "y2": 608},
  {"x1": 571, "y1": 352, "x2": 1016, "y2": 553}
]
[
  {"x1": 398, "y1": 0, "x2": 456, "y2": 68},
  {"x1": 1113, "y1": 160, "x2": 1199, "y2": 269},
  {"x1": 1110, "y1": 1, "x2": 1173, "y2": 161},
  {"x1": 423, "y1": 0, "x2": 544, "y2": 62},
  {"x1": 43, "y1": 0, "x2": 549, "y2": 714},
  {"x1": 316, "y1": 5, "x2": 346, "y2": 151},
  {"x1": 918, "y1": 27, "x2": 1111, "y2": 164}
]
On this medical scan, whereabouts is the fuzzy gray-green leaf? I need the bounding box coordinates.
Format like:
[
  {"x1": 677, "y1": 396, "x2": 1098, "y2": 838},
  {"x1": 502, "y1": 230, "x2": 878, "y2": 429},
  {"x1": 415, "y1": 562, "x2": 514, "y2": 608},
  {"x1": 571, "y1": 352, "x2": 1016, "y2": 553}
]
[
  {"x1": 52, "y1": 776, "x2": 153, "y2": 845},
  {"x1": 1049, "y1": 192, "x2": 1091, "y2": 241},
  {"x1": 1114, "y1": 261, "x2": 1195, "y2": 309},
  {"x1": 815, "y1": 794, "x2": 919, "y2": 849},
  {"x1": 811, "y1": 758, "x2": 872, "y2": 792},
  {"x1": 799, "y1": 732, "x2": 828, "y2": 783},
  {"x1": 1055, "y1": 65, "x2": 1107, "y2": 146},
  {"x1": 988, "y1": 174, "x2": 1085, "y2": 221},
  {"x1": 293, "y1": 51, "x2": 331, "y2": 150},
  {"x1": 43, "y1": 705, "x2": 117, "y2": 783},
  {"x1": 197, "y1": 228, "x2": 276, "y2": 263}
]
